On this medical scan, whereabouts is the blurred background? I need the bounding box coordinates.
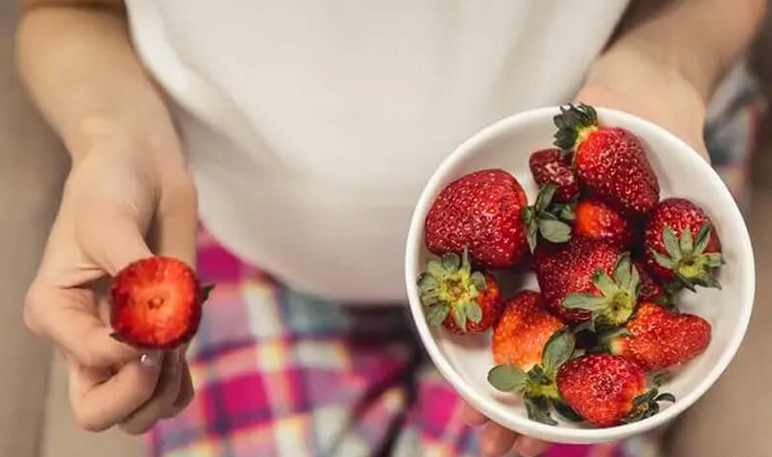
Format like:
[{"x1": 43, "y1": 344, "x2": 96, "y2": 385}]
[{"x1": 1, "y1": 1, "x2": 771, "y2": 457}]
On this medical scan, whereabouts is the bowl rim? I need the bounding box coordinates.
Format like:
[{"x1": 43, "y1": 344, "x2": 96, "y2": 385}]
[{"x1": 404, "y1": 106, "x2": 756, "y2": 443}]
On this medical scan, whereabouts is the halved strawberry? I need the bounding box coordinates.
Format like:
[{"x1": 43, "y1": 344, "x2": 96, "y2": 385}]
[
  {"x1": 417, "y1": 249, "x2": 502, "y2": 334},
  {"x1": 110, "y1": 256, "x2": 213, "y2": 349}
]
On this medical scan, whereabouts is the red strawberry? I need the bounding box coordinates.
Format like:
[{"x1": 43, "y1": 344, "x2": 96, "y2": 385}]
[
  {"x1": 553, "y1": 104, "x2": 659, "y2": 215},
  {"x1": 529, "y1": 148, "x2": 579, "y2": 202},
  {"x1": 635, "y1": 259, "x2": 668, "y2": 305},
  {"x1": 488, "y1": 329, "x2": 577, "y2": 425},
  {"x1": 644, "y1": 198, "x2": 723, "y2": 290},
  {"x1": 535, "y1": 238, "x2": 639, "y2": 329},
  {"x1": 557, "y1": 354, "x2": 675, "y2": 426},
  {"x1": 417, "y1": 249, "x2": 502, "y2": 334},
  {"x1": 110, "y1": 256, "x2": 213, "y2": 349},
  {"x1": 574, "y1": 198, "x2": 636, "y2": 249},
  {"x1": 608, "y1": 302, "x2": 711, "y2": 371},
  {"x1": 492, "y1": 291, "x2": 565, "y2": 371},
  {"x1": 425, "y1": 169, "x2": 528, "y2": 268}
]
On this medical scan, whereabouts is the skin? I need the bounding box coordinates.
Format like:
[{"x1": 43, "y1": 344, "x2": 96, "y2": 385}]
[{"x1": 15, "y1": 0, "x2": 766, "y2": 452}]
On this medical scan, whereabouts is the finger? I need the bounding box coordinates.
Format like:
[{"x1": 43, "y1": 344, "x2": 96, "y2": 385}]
[
  {"x1": 165, "y1": 359, "x2": 194, "y2": 417},
  {"x1": 76, "y1": 201, "x2": 153, "y2": 276},
  {"x1": 40, "y1": 293, "x2": 140, "y2": 368},
  {"x1": 513, "y1": 435, "x2": 550, "y2": 457},
  {"x1": 68, "y1": 352, "x2": 163, "y2": 432},
  {"x1": 152, "y1": 175, "x2": 198, "y2": 266},
  {"x1": 480, "y1": 421, "x2": 518, "y2": 457},
  {"x1": 462, "y1": 402, "x2": 489, "y2": 426},
  {"x1": 120, "y1": 347, "x2": 185, "y2": 434}
]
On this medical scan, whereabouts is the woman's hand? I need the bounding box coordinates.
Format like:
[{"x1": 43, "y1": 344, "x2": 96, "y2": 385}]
[{"x1": 23, "y1": 130, "x2": 198, "y2": 434}]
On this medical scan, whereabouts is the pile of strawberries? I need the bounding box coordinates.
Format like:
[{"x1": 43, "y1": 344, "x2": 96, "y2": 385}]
[{"x1": 418, "y1": 104, "x2": 721, "y2": 427}]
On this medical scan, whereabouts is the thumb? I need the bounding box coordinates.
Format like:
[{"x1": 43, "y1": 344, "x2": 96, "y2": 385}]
[{"x1": 77, "y1": 203, "x2": 153, "y2": 276}]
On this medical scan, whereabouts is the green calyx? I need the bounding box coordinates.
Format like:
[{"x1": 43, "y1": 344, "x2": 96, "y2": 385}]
[
  {"x1": 199, "y1": 284, "x2": 216, "y2": 305},
  {"x1": 417, "y1": 247, "x2": 487, "y2": 332},
  {"x1": 487, "y1": 331, "x2": 577, "y2": 425},
  {"x1": 650, "y1": 223, "x2": 724, "y2": 292},
  {"x1": 521, "y1": 183, "x2": 573, "y2": 252},
  {"x1": 562, "y1": 252, "x2": 640, "y2": 331},
  {"x1": 622, "y1": 388, "x2": 676, "y2": 424},
  {"x1": 552, "y1": 103, "x2": 600, "y2": 151}
]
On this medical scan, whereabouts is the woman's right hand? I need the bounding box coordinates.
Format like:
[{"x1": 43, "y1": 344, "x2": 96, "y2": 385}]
[{"x1": 23, "y1": 130, "x2": 199, "y2": 434}]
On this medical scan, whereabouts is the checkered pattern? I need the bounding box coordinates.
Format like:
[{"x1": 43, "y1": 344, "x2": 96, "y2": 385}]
[{"x1": 147, "y1": 82, "x2": 764, "y2": 457}]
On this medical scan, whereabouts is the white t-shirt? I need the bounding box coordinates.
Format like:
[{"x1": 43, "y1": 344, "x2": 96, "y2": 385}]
[{"x1": 124, "y1": 0, "x2": 631, "y2": 302}]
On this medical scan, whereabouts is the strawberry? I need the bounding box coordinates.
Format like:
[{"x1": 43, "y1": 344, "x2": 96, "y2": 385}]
[
  {"x1": 607, "y1": 302, "x2": 711, "y2": 371},
  {"x1": 635, "y1": 259, "x2": 669, "y2": 305},
  {"x1": 553, "y1": 104, "x2": 659, "y2": 215},
  {"x1": 488, "y1": 330, "x2": 577, "y2": 425},
  {"x1": 557, "y1": 354, "x2": 675, "y2": 426},
  {"x1": 535, "y1": 237, "x2": 639, "y2": 329},
  {"x1": 425, "y1": 169, "x2": 529, "y2": 268},
  {"x1": 417, "y1": 249, "x2": 502, "y2": 334},
  {"x1": 574, "y1": 198, "x2": 636, "y2": 250},
  {"x1": 492, "y1": 291, "x2": 565, "y2": 370},
  {"x1": 110, "y1": 256, "x2": 213, "y2": 349},
  {"x1": 644, "y1": 198, "x2": 723, "y2": 290},
  {"x1": 529, "y1": 148, "x2": 579, "y2": 202}
]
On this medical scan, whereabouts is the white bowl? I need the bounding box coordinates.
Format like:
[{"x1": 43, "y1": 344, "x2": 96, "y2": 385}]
[{"x1": 404, "y1": 107, "x2": 755, "y2": 444}]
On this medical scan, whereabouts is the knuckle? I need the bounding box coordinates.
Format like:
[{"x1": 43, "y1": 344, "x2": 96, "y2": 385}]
[
  {"x1": 74, "y1": 410, "x2": 109, "y2": 433},
  {"x1": 22, "y1": 285, "x2": 45, "y2": 335}
]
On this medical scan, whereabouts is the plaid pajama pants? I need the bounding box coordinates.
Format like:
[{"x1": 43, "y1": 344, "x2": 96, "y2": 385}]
[{"x1": 148, "y1": 69, "x2": 765, "y2": 457}]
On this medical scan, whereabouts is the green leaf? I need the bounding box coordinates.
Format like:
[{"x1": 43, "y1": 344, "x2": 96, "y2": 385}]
[
  {"x1": 487, "y1": 365, "x2": 528, "y2": 392},
  {"x1": 538, "y1": 210, "x2": 558, "y2": 221},
  {"x1": 542, "y1": 330, "x2": 576, "y2": 377},
  {"x1": 704, "y1": 253, "x2": 725, "y2": 268},
  {"x1": 199, "y1": 284, "x2": 216, "y2": 303},
  {"x1": 524, "y1": 396, "x2": 558, "y2": 426},
  {"x1": 562, "y1": 293, "x2": 606, "y2": 310},
  {"x1": 674, "y1": 273, "x2": 697, "y2": 292},
  {"x1": 426, "y1": 304, "x2": 450, "y2": 327},
  {"x1": 528, "y1": 365, "x2": 550, "y2": 384},
  {"x1": 452, "y1": 305, "x2": 467, "y2": 331},
  {"x1": 573, "y1": 319, "x2": 596, "y2": 333},
  {"x1": 469, "y1": 272, "x2": 487, "y2": 291},
  {"x1": 593, "y1": 270, "x2": 617, "y2": 297},
  {"x1": 633, "y1": 389, "x2": 658, "y2": 407},
  {"x1": 698, "y1": 272, "x2": 722, "y2": 290},
  {"x1": 656, "y1": 393, "x2": 676, "y2": 403},
  {"x1": 538, "y1": 219, "x2": 572, "y2": 243},
  {"x1": 613, "y1": 252, "x2": 632, "y2": 287},
  {"x1": 417, "y1": 273, "x2": 438, "y2": 290},
  {"x1": 679, "y1": 228, "x2": 694, "y2": 255},
  {"x1": 527, "y1": 218, "x2": 538, "y2": 253},
  {"x1": 643, "y1": 402, "x2": 660, "y2": 419},
  {"x1": 559, "y1": 203, "x2": 576, "y2": 221},
  {"x1": 693, "y1": 223, "x2": 712, "y2": 255},
  {"x1": 651, "y1": 371, "x2": 671, "y2": 387},
  {"x1": 536, "y1": 183, "x2": 558, "y2": 212},
  {"x1": 552, "y1": 399, "x2": 584, "y2": 422},
  {"x1": 663, "y1": 225, "x2": 682, "y2": 261},
  {"x1": 465, "y1": 301, "x2": 482, "y2": 323},
  {"x1": 426, "y1": 260, "x2": 446, "y2": 279},
  {"x1": 650, "y1": 249, "x2": 676, "y2": 269},
  {"x1": 441, "y1": 252, "x2": 461, "y2": 273},
  {"x1": 627, "y1": 264, "x2": 640, "y2": 297}
]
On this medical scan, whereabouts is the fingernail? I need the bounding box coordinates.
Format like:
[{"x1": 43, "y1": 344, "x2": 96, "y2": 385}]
[{"x1": 140, "y1": 351, "x2": 163, "y2": 370}]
